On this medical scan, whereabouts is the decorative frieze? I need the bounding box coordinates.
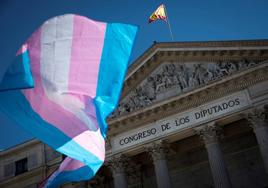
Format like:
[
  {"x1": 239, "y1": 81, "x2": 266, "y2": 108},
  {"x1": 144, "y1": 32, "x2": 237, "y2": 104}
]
[{"x1": 111, "y1": 59, "x2": 262, "y2": 118}]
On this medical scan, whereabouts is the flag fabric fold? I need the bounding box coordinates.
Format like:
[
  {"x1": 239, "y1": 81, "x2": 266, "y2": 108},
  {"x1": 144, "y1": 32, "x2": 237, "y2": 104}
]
[
  {"x1": 148, "y1": 4, "x2": 167, "y2": 23},
  {"x1": 0, "y1": 45, "x2": 34, "y2": 91},
  {"x1": 0, "y1": 14, "x2": 137, "y2": 187}
]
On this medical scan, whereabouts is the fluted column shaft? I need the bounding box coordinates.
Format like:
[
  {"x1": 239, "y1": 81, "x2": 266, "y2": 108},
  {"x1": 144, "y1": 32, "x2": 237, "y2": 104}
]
[
  {"x1": 107, "y1": 154, "x2": 128, "y2": 188},
  {"x1": 248, "y1": 106, "x2": 268, "y2": 176},
  {"x1": 113, "y1": 171, "x2": 128, "y2": 188},
  {"x1": 147, "y1": 141, "x2": 171, "y2": 188},
  {"x1": 254, "y1": 127, "x2": 268, "y2": 174},
  {"x1": 197, "y1": 123, "x2": 232, "y2": 188}
]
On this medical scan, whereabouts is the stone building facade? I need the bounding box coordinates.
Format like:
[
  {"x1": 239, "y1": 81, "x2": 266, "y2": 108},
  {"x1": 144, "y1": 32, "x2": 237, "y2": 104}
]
[{"x1": 1, "y1": 40, "x2": 268, "y2": 188}]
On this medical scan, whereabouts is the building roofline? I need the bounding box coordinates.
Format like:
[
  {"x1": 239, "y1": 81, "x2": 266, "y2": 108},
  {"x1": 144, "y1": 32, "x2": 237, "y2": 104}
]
[
  {"x1": 126, "y1": 39, "x2": 268, "y2": 80},
  {"x1": 0, "y1": 138, "x2": 39, "y2": 156}
]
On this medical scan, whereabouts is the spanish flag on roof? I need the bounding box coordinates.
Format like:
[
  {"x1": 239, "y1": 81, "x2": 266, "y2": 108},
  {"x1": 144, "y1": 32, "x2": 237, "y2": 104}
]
[{"x1": 149, "y1": 4, "x2": 167, "y2": 23}]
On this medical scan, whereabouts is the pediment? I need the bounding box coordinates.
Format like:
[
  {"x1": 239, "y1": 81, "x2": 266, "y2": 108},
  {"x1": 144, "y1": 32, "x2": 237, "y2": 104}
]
[
  {"x1": 108, "y1": 41, "x2": 268, "y2": 122},
  {"x1": 111, "y1": 59, "x2": 263, "y2": 118}
]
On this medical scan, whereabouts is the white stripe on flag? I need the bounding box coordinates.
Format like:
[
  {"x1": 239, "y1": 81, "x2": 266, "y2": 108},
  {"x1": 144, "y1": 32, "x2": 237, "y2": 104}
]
[{"x1": 41, "y1": 14, "x2": 74, "y2": 93}]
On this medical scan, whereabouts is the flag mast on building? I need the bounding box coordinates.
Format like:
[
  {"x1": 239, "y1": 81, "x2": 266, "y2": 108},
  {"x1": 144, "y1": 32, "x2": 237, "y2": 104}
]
[{"x1": 148, "y1": 4, "x2": 174, "y2": 41}]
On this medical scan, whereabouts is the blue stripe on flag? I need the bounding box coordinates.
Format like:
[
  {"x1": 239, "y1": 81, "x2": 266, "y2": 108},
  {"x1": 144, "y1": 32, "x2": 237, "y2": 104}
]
[
  {"x1": 45, "y1": 166, "x2": 93, "y2": 188},
  {"x1": 0, "y1": 50, "x2": 34, "y2": 91},
  {"x1": 94, "y1": 23, "x2": 138, "y2": 137}
]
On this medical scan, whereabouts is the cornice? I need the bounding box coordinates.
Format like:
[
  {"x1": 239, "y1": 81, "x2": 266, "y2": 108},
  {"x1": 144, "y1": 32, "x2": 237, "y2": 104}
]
[
  {"x1": 107, "y1": 62, "x2": 268, "y2": 136},
  {"x1": 127, "y1": 40, "x2": 268, "y2": 75},
  {"x1": 0, "y1": 139, "x2": 40, "y2": 157}
]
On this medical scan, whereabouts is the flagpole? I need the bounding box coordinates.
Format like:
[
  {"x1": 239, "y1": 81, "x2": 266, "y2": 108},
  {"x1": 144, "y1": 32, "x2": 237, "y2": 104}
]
[{"x1": 163, "y1": 4, "x2": 174, "y2": 41}]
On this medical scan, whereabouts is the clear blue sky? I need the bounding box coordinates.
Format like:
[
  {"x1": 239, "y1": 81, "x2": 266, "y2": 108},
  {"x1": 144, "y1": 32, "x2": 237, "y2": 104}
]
[{"x1": 1, "y1": 0, "x2": 268, "y2": 150}]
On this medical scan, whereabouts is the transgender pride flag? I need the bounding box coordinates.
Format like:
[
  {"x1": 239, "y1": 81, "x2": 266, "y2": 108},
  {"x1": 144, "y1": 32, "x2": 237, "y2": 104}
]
[{"x1": 0, "y1": 14, "x2": 137, "y2": 187}]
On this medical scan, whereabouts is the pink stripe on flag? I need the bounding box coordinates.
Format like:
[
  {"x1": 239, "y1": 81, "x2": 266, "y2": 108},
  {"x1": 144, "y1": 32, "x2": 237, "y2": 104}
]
[
  {"x1": 68, "y1": 15, "x2": 106, "y2": 98},
  {"x1": 73, "y1": 130, "x2": 105, "y2": 161},
  {"x1": 59, "y1": 157, "x2": 85, "y2": 172},
  {"x1": 22, "y1": 28, "x2": 89, "y2": 139}
]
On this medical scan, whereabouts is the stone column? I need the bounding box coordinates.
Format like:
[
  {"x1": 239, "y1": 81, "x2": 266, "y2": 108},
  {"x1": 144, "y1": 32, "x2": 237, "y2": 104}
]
[
  {"x1": 146, "y1": 141, "x2": 171, "y2": 188},
  {"x1": 196, "y1": 123, "x2": 232, "y2": 188},
  {"x1": 247, "y1": 106, "x2": 268, "y2": 176},
  {"x1": 107, "y1": 154, "x2": 128, "y2": 188}
]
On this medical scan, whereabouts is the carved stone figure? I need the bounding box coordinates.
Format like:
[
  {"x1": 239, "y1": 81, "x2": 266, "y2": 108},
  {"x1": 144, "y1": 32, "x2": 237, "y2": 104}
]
[
  {"x1": 188, "y1": 72, "x2": 199, "y2": 88},
  {"x1": 248, "y1": 60, "x2": 256, "y2": 67},
  {"x1": 154, "y1": 74, "x2": 161, "y2": 92},
  {"x1": 167, "y1": 64, "x2": 175, "y2": 75},
  {"x1": 238, "y1": 59, "x2": 247, "y2": 70},
  {"x1": 162, "y1": 72, "x2": 172, "y2": 88},
  {"x1": 203, "y1": 70, "x2": 214, "y2": 83},
  {"x1": 172, "y1": 73, "x2": 180, "y2": 85},
  {"x1": 226, "y1": 62, "x2": 237, "y2": 74},
  {"x1": 215, "y1": 62, "x2": 228, "y2": 76},
  {"x1": 209, "y1": 63, "x2": 222, "y2": 78},
  {"x1": 144, "y1": 76, "x2": 156, "y2": 100},
  {"x1": 194, "y1": 64, "x2": 207, "y2": 85},
  {"x1": 176, "y1": 65, "x2": 188, "y2": 89}
]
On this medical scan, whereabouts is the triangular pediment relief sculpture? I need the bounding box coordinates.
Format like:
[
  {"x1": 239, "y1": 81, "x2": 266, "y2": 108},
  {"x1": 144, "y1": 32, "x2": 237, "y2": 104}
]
[{"x1": 111, "y1": 59, "x2": 262, "y2": 118}]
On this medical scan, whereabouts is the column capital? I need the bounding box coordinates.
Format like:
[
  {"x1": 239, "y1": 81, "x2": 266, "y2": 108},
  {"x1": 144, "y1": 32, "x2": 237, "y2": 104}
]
[
  {"x1": 106, "y1": 154, "x2": 129, "y2": 174},
  {"x1": 195, "y1": 122, "x2": 223, "y2": 145},
  {"x1": 145, "y1": 140, "x2": 170, "y2": 161},
  {"x1": 247, "y1": 105, "x2": 268, "y2": 130}
]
